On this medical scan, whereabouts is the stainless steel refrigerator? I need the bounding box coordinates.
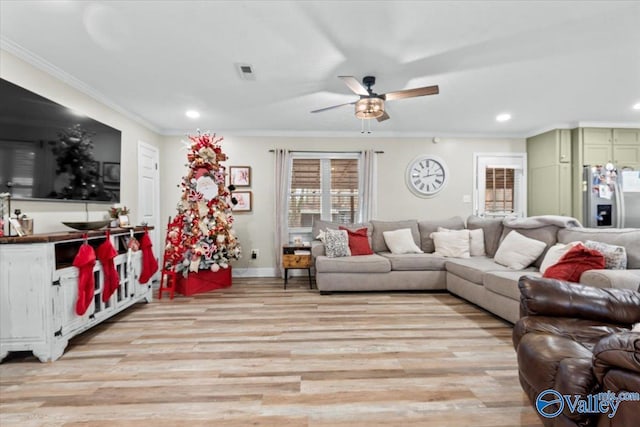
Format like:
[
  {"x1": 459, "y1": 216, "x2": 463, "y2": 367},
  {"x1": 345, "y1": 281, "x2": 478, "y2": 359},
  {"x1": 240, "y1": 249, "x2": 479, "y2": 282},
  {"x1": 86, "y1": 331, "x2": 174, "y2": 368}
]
[{"x1": 583, "y1": 165, "x2": 640, "y2": 228}]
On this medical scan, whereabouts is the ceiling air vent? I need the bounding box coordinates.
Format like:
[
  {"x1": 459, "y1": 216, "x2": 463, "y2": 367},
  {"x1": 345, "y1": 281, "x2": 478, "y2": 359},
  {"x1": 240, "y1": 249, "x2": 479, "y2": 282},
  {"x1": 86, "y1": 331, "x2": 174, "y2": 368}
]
[{"x1": 235, "y1": 63, "x2": 256, "y2": 81}]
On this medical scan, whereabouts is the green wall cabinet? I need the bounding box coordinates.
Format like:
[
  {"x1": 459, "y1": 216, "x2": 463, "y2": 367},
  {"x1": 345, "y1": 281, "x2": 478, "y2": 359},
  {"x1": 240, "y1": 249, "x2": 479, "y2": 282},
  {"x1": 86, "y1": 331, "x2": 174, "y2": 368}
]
[
  {"x1": 527, "y1": 129, "x2": 573, "y2": 217},
  {"x1": 528, "y1": 127, "x2": 639, "y2": 222}
]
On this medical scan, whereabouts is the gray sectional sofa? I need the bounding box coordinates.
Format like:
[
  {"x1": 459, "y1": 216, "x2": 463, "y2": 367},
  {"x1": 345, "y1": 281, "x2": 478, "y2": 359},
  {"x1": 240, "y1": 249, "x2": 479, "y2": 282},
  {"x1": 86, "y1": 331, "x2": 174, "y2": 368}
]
[{"x1": 312, "y1": 216, "x2": 640, "y2": 324}]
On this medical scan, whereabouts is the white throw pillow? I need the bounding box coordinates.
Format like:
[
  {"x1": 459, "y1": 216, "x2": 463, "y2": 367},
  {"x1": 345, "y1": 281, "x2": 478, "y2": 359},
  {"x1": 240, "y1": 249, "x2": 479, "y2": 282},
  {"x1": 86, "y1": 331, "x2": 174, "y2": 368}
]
[
  {"x1": 539, "y1": 241, "x2": 581, "y2": 274},
  {"x1": 431, "y1": 230, "x2": 470, "y2": 258},
  {"x1": 469, "y1": 229, "x2": 486, "y2": 257},
  {"x1": 382, "y1": 228, "x2": 424, "y2": 254},
  {"x1": 494, "y1": 231, "x2": 547, "y2": 270},
  {"x1": 437, "y1": 227, "x2": 485, "y2": 256}
]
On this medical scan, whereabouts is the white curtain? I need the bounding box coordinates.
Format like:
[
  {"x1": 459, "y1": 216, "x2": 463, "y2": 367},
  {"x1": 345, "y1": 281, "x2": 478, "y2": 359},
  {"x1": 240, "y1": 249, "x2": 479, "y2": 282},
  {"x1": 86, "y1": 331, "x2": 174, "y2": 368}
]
[
  {"x1": 274, "y1": 149, "x2": 291, "y2": 278},
  {"x1": 359, "y1": 149, "x2": 377, "y2": 222}
]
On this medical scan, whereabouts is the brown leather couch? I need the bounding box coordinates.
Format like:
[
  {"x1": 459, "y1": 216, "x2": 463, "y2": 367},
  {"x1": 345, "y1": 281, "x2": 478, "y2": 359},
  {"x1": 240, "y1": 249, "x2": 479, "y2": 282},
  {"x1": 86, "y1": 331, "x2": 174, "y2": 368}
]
[{"x1": 513, "y1": 276, "x2": 640, "y2": 427}]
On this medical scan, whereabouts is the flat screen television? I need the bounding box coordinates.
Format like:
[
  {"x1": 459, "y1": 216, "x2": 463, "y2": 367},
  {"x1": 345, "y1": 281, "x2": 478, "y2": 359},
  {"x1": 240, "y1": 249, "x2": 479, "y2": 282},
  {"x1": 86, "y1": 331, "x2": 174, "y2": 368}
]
[{"x1": 0, "y1": 78, "x2": 121, "y2": 203}]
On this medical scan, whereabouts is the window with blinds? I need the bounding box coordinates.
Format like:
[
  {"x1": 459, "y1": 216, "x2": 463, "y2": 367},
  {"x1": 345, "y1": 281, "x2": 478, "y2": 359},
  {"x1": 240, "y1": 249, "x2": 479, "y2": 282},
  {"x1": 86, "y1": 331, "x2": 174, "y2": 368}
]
[
  {"x1": 288, "y1": 156, "x2": 360, "y2": 228},
  {"x1": 0, "y1": 142, "x2": 36, "y2": 198},
  {"x1": 485, "y1": 167, "x2": 515, "y2": 214},
  {"x1": 289, "y1": 159, "x2": 321, "y2": 228}
]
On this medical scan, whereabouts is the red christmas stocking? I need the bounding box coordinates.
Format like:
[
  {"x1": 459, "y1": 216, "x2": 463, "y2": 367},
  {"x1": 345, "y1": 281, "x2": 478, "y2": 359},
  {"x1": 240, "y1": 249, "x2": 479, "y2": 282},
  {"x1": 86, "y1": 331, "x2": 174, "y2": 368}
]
[
  {"x1": 73, "y1": 242, "x2": 96, "y2": 316},
  {"x1": 139, "y1": 230, "x2": 158, "y2": 284},
  {"x1": 97, "y1": 232, "x2": 119, "y2": 302}
]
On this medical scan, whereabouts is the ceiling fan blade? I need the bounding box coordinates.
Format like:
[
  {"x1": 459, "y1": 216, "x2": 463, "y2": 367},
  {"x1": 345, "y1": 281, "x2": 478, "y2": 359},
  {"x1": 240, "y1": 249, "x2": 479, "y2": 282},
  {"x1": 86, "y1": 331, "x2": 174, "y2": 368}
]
[
  {"x1": 310, "y1": 101, "x2": 355, "y2": 113},
  {"x1": 376, "y1": 111, "x2": 390, "y2": 122},
  {"x1": 339, "y1": 76, "x2": 369, "y2": 96},
  {"x1": 383, "y1": 85, "x2": 439, "y2": 101}
]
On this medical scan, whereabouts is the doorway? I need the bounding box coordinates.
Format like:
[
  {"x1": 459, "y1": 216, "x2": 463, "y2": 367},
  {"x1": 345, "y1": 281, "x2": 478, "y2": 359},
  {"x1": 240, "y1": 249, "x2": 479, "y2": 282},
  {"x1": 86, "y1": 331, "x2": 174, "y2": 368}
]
[{"x1": 137, "y1": 141, "x2": 161, "y2": 280}]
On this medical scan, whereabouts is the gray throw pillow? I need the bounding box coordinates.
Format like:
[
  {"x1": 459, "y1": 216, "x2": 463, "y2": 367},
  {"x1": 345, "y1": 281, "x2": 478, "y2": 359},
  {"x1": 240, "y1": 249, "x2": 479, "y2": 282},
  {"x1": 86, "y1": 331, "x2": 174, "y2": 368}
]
[
  {"x1": 584, "y1": 240, "x2": 627, "y2": 269},
  {"x1": 324, "y1": 229, "x2": 351, "y2": 258}
]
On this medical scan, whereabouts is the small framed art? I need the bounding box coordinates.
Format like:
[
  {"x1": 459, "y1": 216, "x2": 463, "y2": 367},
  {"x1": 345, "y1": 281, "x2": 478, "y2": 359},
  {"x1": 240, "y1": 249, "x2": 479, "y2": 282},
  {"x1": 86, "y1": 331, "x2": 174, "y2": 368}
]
[
  {"x1": 233, "y1": 191, "x2": 252, "y2": 212},
  {"x1": 103, "y1": 162, "x2": 121, "y2": 185},
  {"x1": 229, "y1": 166, "x2": 251, "y2": 187},
  {"x1": 118, "y1": 214, "x2": 130, "y2": 227}
]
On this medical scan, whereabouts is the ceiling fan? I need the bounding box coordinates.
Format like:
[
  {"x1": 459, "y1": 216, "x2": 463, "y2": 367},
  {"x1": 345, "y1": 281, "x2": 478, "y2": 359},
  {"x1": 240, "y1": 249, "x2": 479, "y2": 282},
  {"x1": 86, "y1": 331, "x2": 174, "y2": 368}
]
[{"x1": 311, "y1": 76, "x2": 439, "y2": 122}]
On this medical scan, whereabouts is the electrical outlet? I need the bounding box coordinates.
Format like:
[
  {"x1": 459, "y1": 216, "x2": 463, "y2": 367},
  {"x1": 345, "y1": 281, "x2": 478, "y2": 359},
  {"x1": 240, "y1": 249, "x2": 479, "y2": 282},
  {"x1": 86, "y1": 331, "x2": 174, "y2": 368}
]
[{"x1": 251, "y1": 249, "x2": 259, "y2": 259}]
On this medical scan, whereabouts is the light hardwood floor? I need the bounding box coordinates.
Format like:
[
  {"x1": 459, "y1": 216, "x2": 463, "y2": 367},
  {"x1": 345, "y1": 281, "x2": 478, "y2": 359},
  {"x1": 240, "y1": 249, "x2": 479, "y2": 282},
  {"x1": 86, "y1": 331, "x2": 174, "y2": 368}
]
[{"x1": 0, "y1": 277, "x2": 543, "y2": 427}]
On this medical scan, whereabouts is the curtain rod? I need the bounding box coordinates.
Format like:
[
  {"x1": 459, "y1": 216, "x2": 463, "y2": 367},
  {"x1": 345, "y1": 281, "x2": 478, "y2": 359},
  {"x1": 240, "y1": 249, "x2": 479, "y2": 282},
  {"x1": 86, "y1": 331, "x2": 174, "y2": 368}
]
[{"x1": 268, "y1": 149, "x2": 384, "y2": 154}]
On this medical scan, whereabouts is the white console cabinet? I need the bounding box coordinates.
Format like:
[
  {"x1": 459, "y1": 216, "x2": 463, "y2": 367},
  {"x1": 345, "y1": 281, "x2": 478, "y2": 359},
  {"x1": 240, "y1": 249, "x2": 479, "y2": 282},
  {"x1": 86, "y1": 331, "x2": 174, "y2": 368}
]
[{"x1": 0, "y1": 228, "x2": 153, "y2": 362}]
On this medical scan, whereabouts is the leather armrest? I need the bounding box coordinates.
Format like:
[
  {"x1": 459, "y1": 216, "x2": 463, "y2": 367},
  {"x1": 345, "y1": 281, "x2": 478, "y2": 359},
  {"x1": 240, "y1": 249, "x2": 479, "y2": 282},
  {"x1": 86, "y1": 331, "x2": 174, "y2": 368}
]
[
  {"x1": 518, "y1": 275, "x2": 640, "y2": 325},
  {"x1": 593, "y1": 332, "x2": 640, "y2": 381}
]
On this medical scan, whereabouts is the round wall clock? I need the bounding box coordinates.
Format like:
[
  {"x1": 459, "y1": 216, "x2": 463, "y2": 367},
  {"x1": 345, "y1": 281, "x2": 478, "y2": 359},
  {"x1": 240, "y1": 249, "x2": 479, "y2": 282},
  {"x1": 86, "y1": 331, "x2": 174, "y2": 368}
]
[{"x1": 406, "y1": 155, "x2": 448, "y2": 197}]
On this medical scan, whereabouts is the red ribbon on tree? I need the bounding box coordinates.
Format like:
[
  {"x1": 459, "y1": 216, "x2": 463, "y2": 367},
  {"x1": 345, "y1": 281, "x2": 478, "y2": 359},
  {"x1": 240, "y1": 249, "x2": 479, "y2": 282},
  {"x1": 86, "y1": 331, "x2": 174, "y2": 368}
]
[
  {"x1": 139, "y1": 229, "x2": 159, "y2": 284},
  {"x1": 97, "y1": 230, "x2": 119, "y2": 302},
  {"x1": 73, "y1": 235, "x2": 96, "y2": 316}
]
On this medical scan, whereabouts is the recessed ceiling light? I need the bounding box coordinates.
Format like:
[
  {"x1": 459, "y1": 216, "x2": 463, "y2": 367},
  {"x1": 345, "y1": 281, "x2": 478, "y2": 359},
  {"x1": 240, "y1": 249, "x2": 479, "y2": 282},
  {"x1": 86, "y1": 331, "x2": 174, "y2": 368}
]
[
  {"x1": 633, "y1": 103, "x2": 640, "y2": 110},
  {"x1": 496, "y1": 113, "x2": 511, "y2": 122},
  {"x1": 185, "y1": 110, "x2": 200, "y2": 119}
]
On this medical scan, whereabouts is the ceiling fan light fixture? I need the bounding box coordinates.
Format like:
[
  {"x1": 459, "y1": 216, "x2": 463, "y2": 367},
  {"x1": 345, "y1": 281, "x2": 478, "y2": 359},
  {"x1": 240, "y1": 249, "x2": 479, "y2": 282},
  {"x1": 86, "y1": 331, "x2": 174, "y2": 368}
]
[{"x1": 355, "y1": 98, "x2": 385, "y2": 119}]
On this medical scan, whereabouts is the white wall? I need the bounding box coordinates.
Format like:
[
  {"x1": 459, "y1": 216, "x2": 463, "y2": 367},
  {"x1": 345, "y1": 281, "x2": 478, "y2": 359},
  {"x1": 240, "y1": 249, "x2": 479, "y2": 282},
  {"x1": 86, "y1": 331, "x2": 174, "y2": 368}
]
[
  {"x1": 161, "y1": 134, "x2": 525, "y2": 275},
  {"x1": 1, "y1": 49, "x2": 163, "y2": 232},
  {"x1": 2, "y1": 48, "x2": 525, "y2": 274}
]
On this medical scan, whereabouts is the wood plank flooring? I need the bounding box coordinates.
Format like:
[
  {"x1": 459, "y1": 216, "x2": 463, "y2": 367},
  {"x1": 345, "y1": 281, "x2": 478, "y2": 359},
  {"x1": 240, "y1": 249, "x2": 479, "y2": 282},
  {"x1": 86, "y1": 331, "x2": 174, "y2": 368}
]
[{"x1": 0, "y1": 277, "x2": 543, "y2": 427}]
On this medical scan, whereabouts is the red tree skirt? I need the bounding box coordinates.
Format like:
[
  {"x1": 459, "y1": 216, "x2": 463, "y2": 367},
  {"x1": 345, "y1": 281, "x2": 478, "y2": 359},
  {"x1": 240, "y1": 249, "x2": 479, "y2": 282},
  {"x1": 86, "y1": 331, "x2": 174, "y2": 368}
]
[{"x1": 176, "y1": 267, "x2": 232, "y2": 296}]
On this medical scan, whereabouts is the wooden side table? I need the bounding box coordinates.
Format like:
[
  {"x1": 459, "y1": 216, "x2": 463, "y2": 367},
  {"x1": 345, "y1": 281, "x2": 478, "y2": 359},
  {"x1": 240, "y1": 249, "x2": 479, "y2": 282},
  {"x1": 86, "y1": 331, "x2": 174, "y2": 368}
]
[{"x1": 282, "y1": 245, "x2": 313, "y2": 290}]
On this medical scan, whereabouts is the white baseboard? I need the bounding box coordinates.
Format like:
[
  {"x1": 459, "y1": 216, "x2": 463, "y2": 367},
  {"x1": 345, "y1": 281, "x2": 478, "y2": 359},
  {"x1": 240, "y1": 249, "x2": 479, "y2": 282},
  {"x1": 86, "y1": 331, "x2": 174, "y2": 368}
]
[{"x1": 232, "y1": 267, "x2": 279, "y2": 277}]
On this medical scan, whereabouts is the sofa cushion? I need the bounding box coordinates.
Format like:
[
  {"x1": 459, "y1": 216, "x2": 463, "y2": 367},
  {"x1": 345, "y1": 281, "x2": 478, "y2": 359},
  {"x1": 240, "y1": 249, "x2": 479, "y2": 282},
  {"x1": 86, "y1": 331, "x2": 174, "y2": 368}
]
[
  {"x1": 378, "y1": 252, "x2": 447, "y2": 271},
  {"x1": 371, "y1": 220, "x2": 420, "y2": 253},
  {"x1": 540, "y1": 242, "x2": 580, "y2": 274},
  {"x1": 495, "y1": 231, "x2": 547, "y2": 270},
  {"x1": 558, "y1": 228, "x2": 640, "y2": 269},
  {"x1": 542, "y1": 243, "x2": 605, "y2": 283},
  {"x1": 431, "y1": 229, "x2": 470, "y2": 258},
  {"x1": 579, "y1": 269, "x2": 640, "y2": 291},
  {"x1": 466, "y1": 216, "x2": 504, "y2": 257},
  {"x1": 445, "y1": 256, "x2": 512, "y2": 285},
  {"x1": 340, "y1": 226, "x2": 374, "y2": 256},
  {"x1": 584, "y1": 240, "x2": 627, "y2": 270},
  {"x1": 324, "y1": 229, "x2": 351, "y2": 258},
  {"x1": 418, "y1": 216, "x2": 465, "y2": 253},
  {"x1": 484, "y1": 270, "x2": 541, "y2": 301},
  {"x1": 383, "y1": 228, "x2": 424, "y2": 254},
  {"x1": 312, "y1": 219, "x2": 372, "y2": 243},
  {"x1": 500, "y1": 225, "x2": 558, "y2": 267},
  {"x1": 315, "y1": 254, "x2": 391, "y2": 274}
]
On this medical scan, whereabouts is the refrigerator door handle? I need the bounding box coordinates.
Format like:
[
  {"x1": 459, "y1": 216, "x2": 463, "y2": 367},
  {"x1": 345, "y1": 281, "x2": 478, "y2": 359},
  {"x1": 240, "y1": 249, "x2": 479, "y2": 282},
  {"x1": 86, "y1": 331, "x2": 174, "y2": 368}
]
[{"x1": 615, "y1": 181, "x2": 624, "y2": 228}]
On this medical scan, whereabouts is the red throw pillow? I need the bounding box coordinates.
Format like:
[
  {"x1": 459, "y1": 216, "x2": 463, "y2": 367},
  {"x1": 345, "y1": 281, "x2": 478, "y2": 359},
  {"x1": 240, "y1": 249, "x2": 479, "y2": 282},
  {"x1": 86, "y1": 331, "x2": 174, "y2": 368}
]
[
  {"x1": 543, "y1": 243, "x2": 605, "y2": 283},
  {"x1": 339, "y1": 226, "x2": 373, "y2": 256}
]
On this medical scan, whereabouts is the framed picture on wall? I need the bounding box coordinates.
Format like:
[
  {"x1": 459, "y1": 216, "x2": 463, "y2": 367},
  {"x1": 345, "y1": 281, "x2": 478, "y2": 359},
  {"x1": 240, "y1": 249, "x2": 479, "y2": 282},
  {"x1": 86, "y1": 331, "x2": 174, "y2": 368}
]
[
  {"x1": 229, "y1": 166, "x2": 251, "y2": 187},
  {"x1": 103, "y1": 162, "x2": 121, "y2": 185},
  {"x1": 233, "y1": 191, "x2": 252, "y2": 212}
]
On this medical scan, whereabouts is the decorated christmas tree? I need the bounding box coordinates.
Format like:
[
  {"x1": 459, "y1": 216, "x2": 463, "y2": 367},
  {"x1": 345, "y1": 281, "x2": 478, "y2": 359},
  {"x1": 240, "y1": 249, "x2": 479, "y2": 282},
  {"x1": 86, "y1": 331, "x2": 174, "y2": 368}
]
[
  {"x1": 164, "y1": 131, "x2": 241, "y2": 277},
  {"x1": 53, "y1": 124, "x2": 100, "y2": 199}
]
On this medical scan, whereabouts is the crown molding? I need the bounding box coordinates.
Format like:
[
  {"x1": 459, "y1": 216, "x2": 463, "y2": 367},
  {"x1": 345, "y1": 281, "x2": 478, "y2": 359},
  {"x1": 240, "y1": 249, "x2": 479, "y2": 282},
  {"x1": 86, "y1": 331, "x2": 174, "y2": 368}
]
[
  {"x1": 576, "y1": 121, "x2": 640, "y2": 129},
  {"x1": 162, "y1": 128, "x2": 527, "y2": 140},
  {"x1": 525, "y1": 121, "x2": 640, "y2": 138},
  {"x1": 1, "y1": 37, "x2": 162, "y2": 134}
]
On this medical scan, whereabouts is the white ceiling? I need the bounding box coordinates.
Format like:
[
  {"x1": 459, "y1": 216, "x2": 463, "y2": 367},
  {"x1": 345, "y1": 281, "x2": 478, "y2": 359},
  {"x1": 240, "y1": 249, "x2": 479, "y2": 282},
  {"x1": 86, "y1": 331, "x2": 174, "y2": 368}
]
[{"x1": 1, "y1": 0, "x2": 639, "y2": 138}]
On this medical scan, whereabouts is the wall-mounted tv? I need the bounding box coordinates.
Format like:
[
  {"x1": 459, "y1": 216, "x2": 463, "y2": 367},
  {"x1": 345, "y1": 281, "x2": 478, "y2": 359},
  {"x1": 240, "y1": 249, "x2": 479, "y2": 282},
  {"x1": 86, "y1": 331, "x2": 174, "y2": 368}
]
[{"x1": 0, "y1": 78, "x2": 121, "y2": 203}]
